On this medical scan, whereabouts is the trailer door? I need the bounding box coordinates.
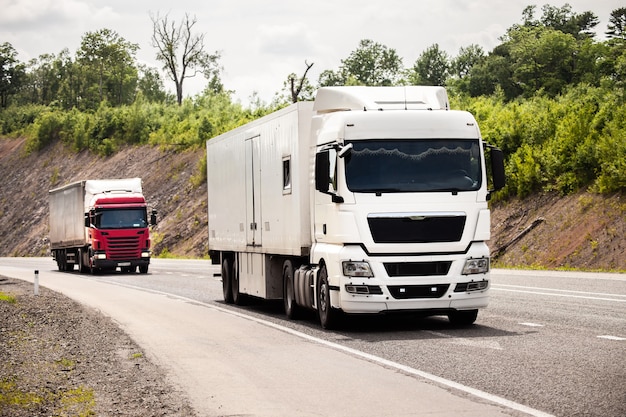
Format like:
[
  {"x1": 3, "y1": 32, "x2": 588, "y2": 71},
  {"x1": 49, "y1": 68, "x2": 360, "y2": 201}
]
[{"x1": 245, "y1": 135, "x2": 262, "y2": 247}]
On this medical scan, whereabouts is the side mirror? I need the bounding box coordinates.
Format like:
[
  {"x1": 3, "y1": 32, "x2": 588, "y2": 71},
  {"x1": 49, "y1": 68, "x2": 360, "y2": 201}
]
[
  {"x1": 315, "y1": 151, "x2": 330, "y2": 193},
  {"x1": 490, "y1": 147, "x2": 506, "y2": 191},
  {"x1": 150, "y1": 209, "x2": 158, "y2": 226},
  {"x1": 84, "y1": 213, "x2": 89, "y2": 228}
]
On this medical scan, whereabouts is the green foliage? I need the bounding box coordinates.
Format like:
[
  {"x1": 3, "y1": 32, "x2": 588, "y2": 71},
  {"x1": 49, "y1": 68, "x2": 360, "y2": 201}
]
[
  {"x1": 0, "y1": 104, "x2": 46, "y2": 135},
  {"x1": 0, "y1": 291, "x2": 16, "y2": 304},
  {"x1": 466, "y1": 83, "x2": 626, "y2": 197},
  {"x1": 410, "y1": 43, "x2": 450, "y2": 86},
  {"x1": 595, "y1": 96, "x2": 626, "y2": 192},
  {"x1": 190, "y1": 154, "x2": 207, "y2": 188},
  {"x1": 319, "y1": 39, "x2": 404, "y2": 87},
  {"x1": 0, "y1": 378, "x2": 95, "y2": 416},
  {"x1": 26, "y1": 109, "x2": 64, "y2": 152}
]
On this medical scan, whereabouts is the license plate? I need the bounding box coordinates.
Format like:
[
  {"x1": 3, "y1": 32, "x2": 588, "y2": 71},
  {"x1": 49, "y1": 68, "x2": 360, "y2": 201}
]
[{"x1": 118, "y1": 262, "x2": 131, "y2": 267}]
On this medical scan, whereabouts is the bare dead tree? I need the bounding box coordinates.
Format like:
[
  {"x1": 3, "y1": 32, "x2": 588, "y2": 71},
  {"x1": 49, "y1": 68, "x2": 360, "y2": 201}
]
[
  {"x1": 289, "y1": 60, "x2": 314, "y2": 103},
  {"x1": 150, "y1": 12, "x2": 220, "y2": 105}
]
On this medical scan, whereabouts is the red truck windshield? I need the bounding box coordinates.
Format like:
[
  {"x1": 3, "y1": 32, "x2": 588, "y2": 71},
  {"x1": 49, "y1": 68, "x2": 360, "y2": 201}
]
[
  {"x1": 95, "y1": 208, "x2": 148, "y2": 229},
  {"x1": 344, "y1": 139, "x2": 482, "y2": 193}
]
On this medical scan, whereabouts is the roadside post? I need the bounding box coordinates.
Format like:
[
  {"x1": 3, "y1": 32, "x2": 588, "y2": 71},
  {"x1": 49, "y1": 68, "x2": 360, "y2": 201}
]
[{"x1": 34, "y1": 270, "x2": 39, "y2": 295}]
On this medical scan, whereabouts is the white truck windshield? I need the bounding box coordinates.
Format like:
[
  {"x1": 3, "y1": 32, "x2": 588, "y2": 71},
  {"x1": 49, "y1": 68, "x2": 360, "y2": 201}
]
[{"x1": 345, "y1": 139, "x2": 482, "y2": 193}]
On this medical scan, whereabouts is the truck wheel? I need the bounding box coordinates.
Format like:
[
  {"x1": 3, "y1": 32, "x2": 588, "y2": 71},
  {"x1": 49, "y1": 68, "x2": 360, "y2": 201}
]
[
  {"x1": 222, "y1": 258, "x2": 233, "y2": 304},
  {"x1": 55, "y1": 251, "x2": 64, "y2": 272},
  {"x1": 448, "y1": 309, "x2": 478, "y2": 327},
  {"x1": 139, "y1": 265, "x2": 148, "y2": 274},
  {"x1": 231, "y1": 256, "x2": 245, "y2": 306},
  {"x1": 283, "y1": 260, "x2": 300, "y2": 319},
  {"x1": 317, "y1": 265, "x2": 339, "y2": 330},
  {"x1": 78, "y1": 249, "x2": 87, "y2": 273}
]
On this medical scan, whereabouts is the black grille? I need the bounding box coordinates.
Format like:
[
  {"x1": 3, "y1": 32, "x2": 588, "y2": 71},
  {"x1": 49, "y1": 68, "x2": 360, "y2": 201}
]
[
  {"x1": 387, "y1": 284, "x2": 450, "y2": 299},
  {"x1": 105, "y1": 236, "x2": 141, "y2": 260},
  {"x1": 384, "y1": 261, "x2": 452, "y2": 277},
  {"x1": 368, "y1": 214, "x2": 466, "y2": 243}
]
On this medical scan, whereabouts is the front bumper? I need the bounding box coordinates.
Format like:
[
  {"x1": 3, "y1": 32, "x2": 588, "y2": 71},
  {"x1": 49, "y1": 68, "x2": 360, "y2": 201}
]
[
  {"x1": 92, "y1": 258, "x2": 150, "y2": 270},
  {"x1": 322, "y1": 242, "x2": 491, "y2": 315}
]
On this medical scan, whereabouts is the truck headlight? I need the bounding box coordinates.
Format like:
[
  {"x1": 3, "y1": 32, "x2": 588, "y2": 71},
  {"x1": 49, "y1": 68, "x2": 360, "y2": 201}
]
[
  {"x1": 96, "y1": 253, "x2": 107, "y2": 260},
  {"x1": 462, "y1": 258, "x2": 489, "y2": 275},
  {"x1": 141, "y1": 251, "x2": 151, "y2": 258},
  {"x1": 342, "y1": 261, "x2": 373, "y2": 277}
]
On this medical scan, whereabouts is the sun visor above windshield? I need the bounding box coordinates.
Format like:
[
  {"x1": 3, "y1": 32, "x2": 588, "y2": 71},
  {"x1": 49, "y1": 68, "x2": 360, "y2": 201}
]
[{"x1": 313, "y1": 86, "x2": 450, "y2": 113}]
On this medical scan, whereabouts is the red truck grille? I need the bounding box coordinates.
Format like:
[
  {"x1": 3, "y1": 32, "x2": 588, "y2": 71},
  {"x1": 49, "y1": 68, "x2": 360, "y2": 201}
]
[{"x1": 105, "y1": 236, "x2": 141, "y2": 260}]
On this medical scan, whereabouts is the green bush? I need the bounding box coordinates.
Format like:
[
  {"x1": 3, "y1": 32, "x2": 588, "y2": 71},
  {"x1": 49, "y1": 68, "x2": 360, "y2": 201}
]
[
  {"x1": 0, "y1": 104, "x2": 46, "y2": 135},
  {"x1": 25, "y1": 110, "x2": 64, "y2": 152}
]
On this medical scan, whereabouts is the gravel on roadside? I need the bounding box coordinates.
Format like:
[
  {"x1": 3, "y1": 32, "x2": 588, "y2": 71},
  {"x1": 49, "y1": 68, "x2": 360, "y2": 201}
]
[{"x1": 0, "y1": 276, "x2": 198, "y2": 417}]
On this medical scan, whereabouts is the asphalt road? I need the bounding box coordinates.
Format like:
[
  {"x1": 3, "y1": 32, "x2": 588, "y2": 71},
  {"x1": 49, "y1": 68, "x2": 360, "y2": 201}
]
[{"x1": 2, "y1": 257, "x2": 625, "y2": 417}]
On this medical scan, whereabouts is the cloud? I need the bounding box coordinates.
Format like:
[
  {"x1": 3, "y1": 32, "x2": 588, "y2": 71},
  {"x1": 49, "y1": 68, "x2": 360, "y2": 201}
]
[
  {"x1": 257, "y1": 22, "x2": 316, "y2": 56},
  {"x1": 0, "y1": 0, "x2": 93, "y2": 29}
]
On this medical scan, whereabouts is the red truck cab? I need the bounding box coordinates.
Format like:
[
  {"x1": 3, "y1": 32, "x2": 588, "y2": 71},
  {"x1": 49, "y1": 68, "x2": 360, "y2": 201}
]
[{"x1": 86, "y1": 193, "x2": 157, "y2": 273}]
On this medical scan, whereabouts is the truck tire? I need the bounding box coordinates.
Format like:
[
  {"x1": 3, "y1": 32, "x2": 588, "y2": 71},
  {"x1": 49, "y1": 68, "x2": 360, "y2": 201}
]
[
  {"x1": 78, "y1": 249, "x2": 87, "y2": 273},
  {"x1": 88, "y1": 250, "x2": 99, "y2": 275},
  {"x1": 139, "y1": 265, "x2": 148, "y2": 274},
  {"x1": 222, "y1": 257, "x2": 233, "y2": 304},
  {"x1": 283, "y1": 260, "x2": 300, "y2": 320},
  {"x1": 448, "y1": 309, "x2": 478, "y2": 327},
  {"x1": 317, "y1": 264, "x2": 339, "y2": 329},
  {"x1": 231, "y1": 256, "x2": 245, "y2": 306}
]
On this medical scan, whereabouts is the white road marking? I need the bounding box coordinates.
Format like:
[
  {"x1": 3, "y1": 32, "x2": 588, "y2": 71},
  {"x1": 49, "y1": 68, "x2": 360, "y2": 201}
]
[
  {"x1": 491, "y1": 285, "x2": 626, "y2": 302},
  {"x1": 425, "y1": 330, "x2": 504, "y2": 350},
  {"x1": 597, "y1": 335, "x2": 626, "y2": 341},
  {"x1": 519, "y1": 322, "x2": 544, "y2": 327}
]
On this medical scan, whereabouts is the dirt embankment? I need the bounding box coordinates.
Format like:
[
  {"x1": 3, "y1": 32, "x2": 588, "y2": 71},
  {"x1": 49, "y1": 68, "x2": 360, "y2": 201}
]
[{"x1": 1, "y1": 137, "x2": 625, "y2": 271}]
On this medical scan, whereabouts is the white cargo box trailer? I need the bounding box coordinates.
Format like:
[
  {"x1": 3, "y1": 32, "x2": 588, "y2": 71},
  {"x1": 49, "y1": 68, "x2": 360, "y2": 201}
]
[
  {"x1": 207, "y1": 102, "x2": 314, "y2": 298},
  {"x1": 49, "y1": 181, "x2": 87, "y2": 249}
]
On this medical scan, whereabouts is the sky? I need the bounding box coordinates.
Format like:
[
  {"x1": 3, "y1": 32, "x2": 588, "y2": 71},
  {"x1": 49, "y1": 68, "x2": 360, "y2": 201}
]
[{"x1": 0, "y1": 0, "x2": 622, "y2": 106}]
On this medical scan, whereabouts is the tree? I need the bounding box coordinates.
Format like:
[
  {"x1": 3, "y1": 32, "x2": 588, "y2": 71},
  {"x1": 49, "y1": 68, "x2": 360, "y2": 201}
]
[
  {"x1": 287, "y1": 61, "x2": 314, "y2": 103},
  {"x1": 606, "y1": 7, "x2": 626, "y2": 40},
  {"x1": 520, "y1": 4, "x2": 599, "y2": 40},
  {"x1": 137, "y1": 65, "x2": 169, "y2": 103},
  {"x1": 508, "y1": 26, "x2": 578, "y2": 96},
  {"x1": 77, "y1": 29, "x2": 139, "y2": 108},
  {"x1": 0, "y1": 42, "x2": 26, "y2": 108},
  {"x1": 55, "y1": 49, "x2": 80, "y2": 109},
  {"x1": 339, "y1": 39, "x2": 403, "y2": 86},
  {"x1": 318, "y1": 69, "x2": 345, "y2": 87},
  {"x1": 466, "y1": 43, "x2": 522, "y2": 100},
  {"x1": 410, "y1": 43, "x2": 450, "y2": 86},
  {"x1": 450, "y1": 44, "x2": 485, "y2": 79},
  {"x1": 151, "y1": 12, "x2": 221, "y2": 105}
]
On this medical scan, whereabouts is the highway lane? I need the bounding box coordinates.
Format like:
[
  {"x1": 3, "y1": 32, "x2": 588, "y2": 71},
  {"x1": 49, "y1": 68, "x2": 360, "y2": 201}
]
[{"x1": 2, "y1": 257, "x2": 625, "y2": 416}]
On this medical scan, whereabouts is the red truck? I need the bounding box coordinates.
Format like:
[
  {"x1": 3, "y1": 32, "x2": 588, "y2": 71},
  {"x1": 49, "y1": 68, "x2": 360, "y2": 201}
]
[{"x1": 49, "y1": 178, "x2": 157, "y2": 274}]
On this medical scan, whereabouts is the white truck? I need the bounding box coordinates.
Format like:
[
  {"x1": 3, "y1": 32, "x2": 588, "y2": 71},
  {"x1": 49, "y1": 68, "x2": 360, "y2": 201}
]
[{"x1": 207, "y1": 86, "x2": 505, "y2": 329}]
